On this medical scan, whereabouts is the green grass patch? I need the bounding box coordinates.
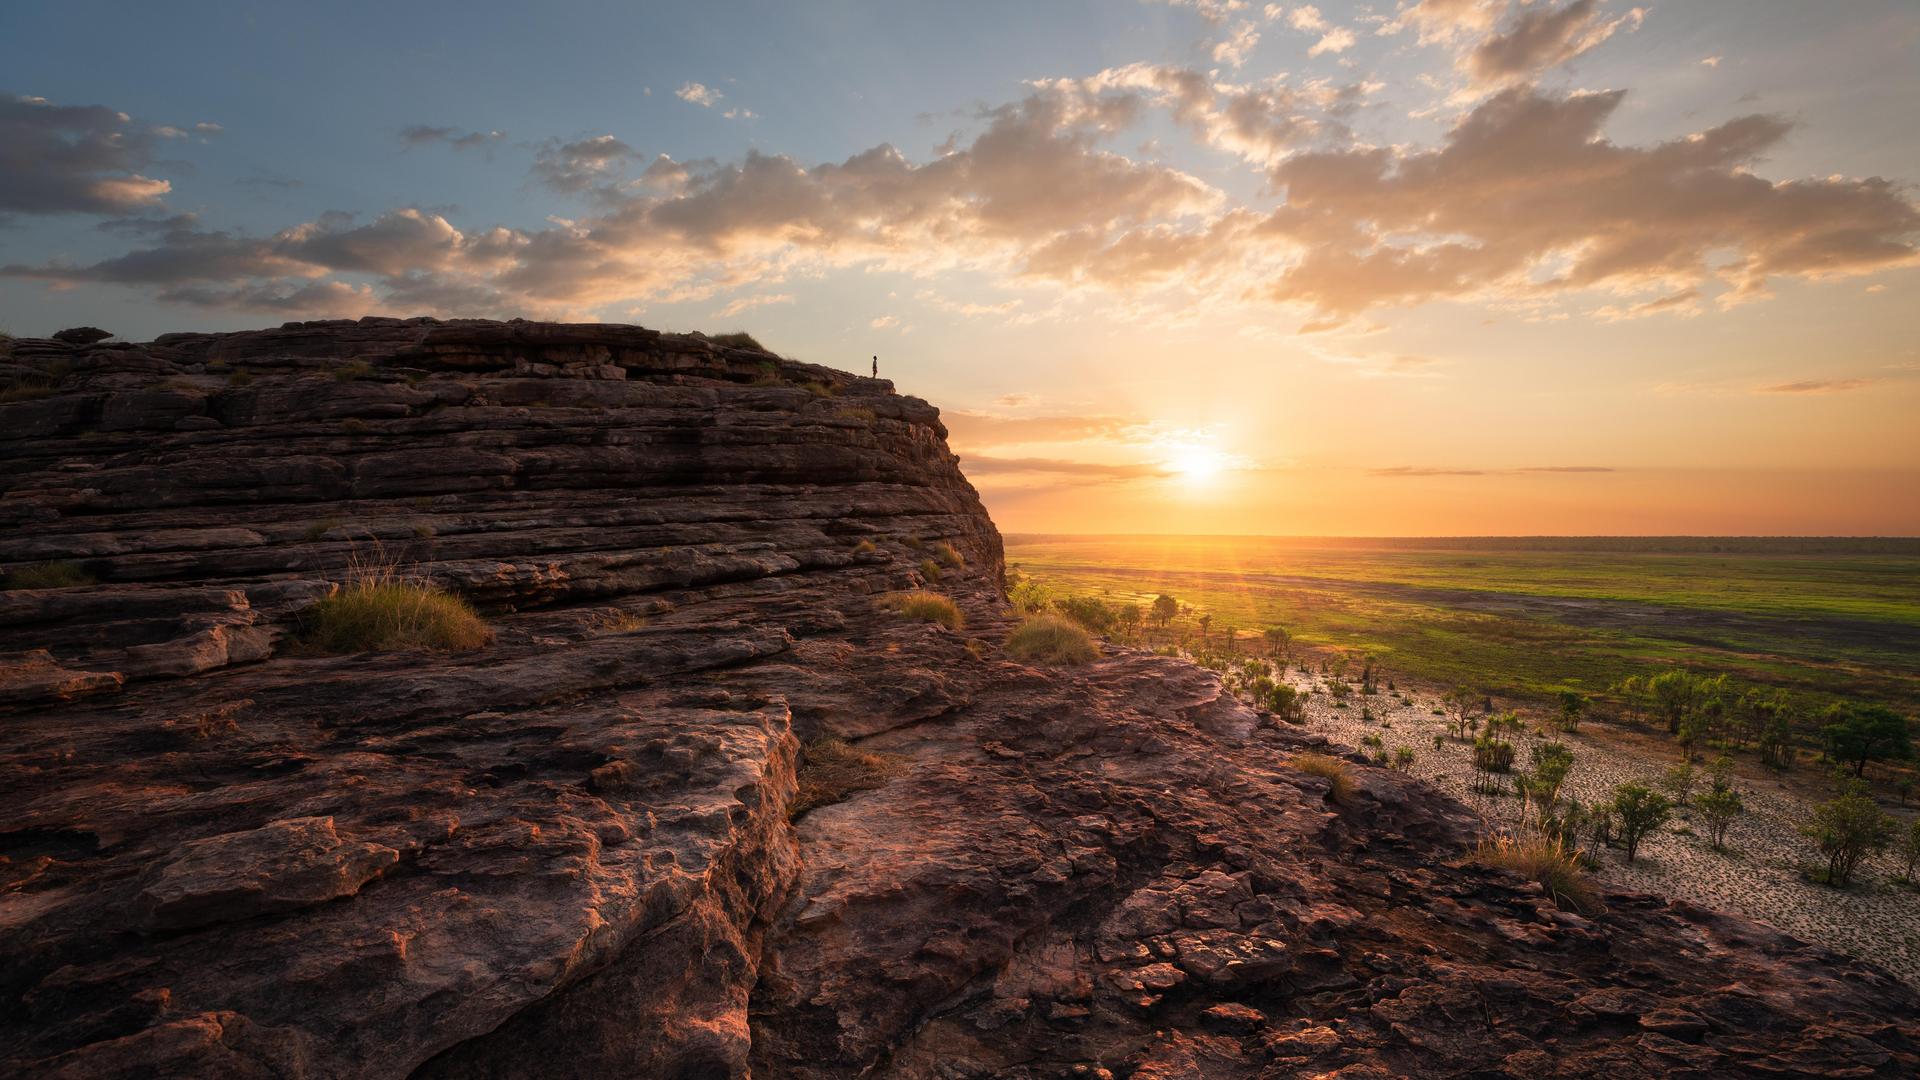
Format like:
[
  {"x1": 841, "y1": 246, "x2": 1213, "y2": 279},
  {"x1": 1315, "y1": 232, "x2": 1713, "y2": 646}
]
[
  {"x1": 2, "y1": 561, "x2": 96, "y2": 590},
  {"x1": 883, "y1": 590, "x2": 964, "y2": 630},
  {"x1": 1473, "y1": 834, "x2": 1601, "y2": 914},
  {"x1": 1290, "y1": 753, "x2": 1355, "y2": 803},
  {"x1": 710, "y1": 331, "x2": 765, "y2": 351},
  {"x1": 1005, "y1": 613, "x2": 1098, "y2": 665},
  {"x1": 298, "y1": 574, "x2": 491, "y2": 653}
]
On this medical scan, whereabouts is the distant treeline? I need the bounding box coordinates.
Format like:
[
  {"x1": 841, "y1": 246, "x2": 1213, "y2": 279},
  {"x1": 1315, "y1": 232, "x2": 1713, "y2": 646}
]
[{"x1": 1004, "y1": 535, "x2": 1920, "y2": 556}]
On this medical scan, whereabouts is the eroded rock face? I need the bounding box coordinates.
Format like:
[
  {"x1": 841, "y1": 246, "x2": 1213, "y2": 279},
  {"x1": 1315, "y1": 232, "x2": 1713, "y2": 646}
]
[{"x1": 2, "y1": 318, "x2": 1915, "y2": 1078}]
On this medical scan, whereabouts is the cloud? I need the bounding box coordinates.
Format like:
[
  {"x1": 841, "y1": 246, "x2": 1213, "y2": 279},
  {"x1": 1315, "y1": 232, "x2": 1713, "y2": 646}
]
[
  {"x1": 869, "y1": 315, "x2": 899, "y2": 329},
  {"x1": 1383, "y1": 0, "x2": 1509, "y2": 44},
  {"x1": 959, "y1": 455, "x2": 1172, "y2": 481},
  {"x1": 1700, "y1": 56, "x2": 1722, "y2": 68},
  {"x1": 994, "y1": 393, "x2": 1037, "y2": 407},
  {"x1": 1371, "y1": 464, "x2": 1614, "y2": 476},
  {"x1": 11, "y1": 79, "x2": 1914, "y2": 331},
  {"x1": 1152, "y1": 0, "x2": 1250, "y2": 24},
  {"x1": 1466, "y1": 0, "x2": 1644, "y2": 86},
  {"x1": 1755, "y1": 378, "x2": 1872, "y2": 395},
  {"x1": 1289, "y1": 6, "x2": 1328, "y2": 31},
  {"x1": 676, "y1": 82, "x2": 721, "y2": 107},
  {"x1": 400, "y1": 125, "x2": 507, "y2": 151},
  {"x1": 1214, "y1": 22, "x2": 1261, "y2": 66},
  {"x1": 1260, "y1": 88, "x2": 1920, "y2": 319},
  {"x1": 532, "y1": 134, "x2": 638, "y2": 193},
  {"x1": 1309, "y1": 27, "x2": 1357, "y2": 56},
  {"x1": 715, "y1": 292, "x2": 794, "y2": 317},
  {"x1": 943, "y1": 411, "x2": 1147, "y2": 448},
  {"x1": 0, "y1": 94, "x2": 174, "y2": 215}
]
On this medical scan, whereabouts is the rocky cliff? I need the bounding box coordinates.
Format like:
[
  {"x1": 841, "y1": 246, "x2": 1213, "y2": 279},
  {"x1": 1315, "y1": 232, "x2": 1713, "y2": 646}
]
[{"x1": 2, "y1": 318, "x2": 1915, "y2": 1079}]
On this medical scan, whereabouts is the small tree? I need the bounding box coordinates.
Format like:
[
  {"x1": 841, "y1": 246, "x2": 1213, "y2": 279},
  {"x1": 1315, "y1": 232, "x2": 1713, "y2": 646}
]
[
  {"x1": 1517, "y1": 741, "x2": 1575, "y2": 820},
  {"x1": 1196, "y1": 612, "x2": 1212, "y2": 645},
  {"x1": 1611, "y1": 783, "x2": 1673, "y2": 863},
  {"x1": 1820, "y1": 703, "x2": 1914, "y2": 778},
  {"x1": 1263, "y1": 625, "x2": 1291, "y2": 665},
  {"x1": 1659, "y1": 762, "x2": 1698, "y2": 808},
  {"x1": 1151, "y1": 593, "x2": 1178, "y2": 631},
  {"x1": 1804, "y1": 781, "x2": 1895, "y2": 886},
  {"x1": 1899, "y1": 819, "x2": 1920, "y2": 885},
  {"x1": 1443, "y1": 686, "x2": 1482, "y2": 740},
  {"x1": 1115, "y1": 603, "x2": 1143, "y2": 642},
  {"x1": 1758, "y1": 714, "x2": 1796, "y2": 770},
  {"x1": 1556, "y1": 690, "x2": 1587, "y2": 733},
  {"x1": 1695, "y1": 785, "x2": 1744, "y2": 851}
]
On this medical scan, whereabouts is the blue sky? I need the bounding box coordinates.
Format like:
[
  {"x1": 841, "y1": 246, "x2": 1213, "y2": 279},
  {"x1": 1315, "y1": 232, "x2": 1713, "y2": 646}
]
[{"x1": 4, "y1": 1, "x2": 1917, "y2": 533}]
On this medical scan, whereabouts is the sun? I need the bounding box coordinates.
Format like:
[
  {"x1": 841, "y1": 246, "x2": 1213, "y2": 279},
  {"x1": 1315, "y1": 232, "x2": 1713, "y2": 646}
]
[{"x1": 1166, "y1": 444, "x2": 1228, "y2": 485}]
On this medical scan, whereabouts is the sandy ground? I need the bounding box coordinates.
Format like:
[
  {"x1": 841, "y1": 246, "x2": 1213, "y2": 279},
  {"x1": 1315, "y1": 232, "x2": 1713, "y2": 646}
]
[{"x1": 1253, "y1": 661, "x2": 1920, "y2": 987}]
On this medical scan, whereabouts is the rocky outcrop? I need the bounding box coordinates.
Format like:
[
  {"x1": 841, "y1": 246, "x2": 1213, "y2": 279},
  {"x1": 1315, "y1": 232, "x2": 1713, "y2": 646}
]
[{"x1": 2, "y1": 318, "x2": 1915, "y2": 1078}]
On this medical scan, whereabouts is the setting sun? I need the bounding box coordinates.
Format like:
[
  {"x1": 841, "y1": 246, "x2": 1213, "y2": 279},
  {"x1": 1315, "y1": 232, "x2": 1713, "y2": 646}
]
[{"x1": 1165, "y1": 443, "x2": 1230, "y2": 485}]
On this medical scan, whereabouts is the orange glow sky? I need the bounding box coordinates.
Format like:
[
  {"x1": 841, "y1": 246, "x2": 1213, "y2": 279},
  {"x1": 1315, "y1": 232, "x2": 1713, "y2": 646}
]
[{"x1": 3, "y1": 2, "x2": 1916, "y2": 534}]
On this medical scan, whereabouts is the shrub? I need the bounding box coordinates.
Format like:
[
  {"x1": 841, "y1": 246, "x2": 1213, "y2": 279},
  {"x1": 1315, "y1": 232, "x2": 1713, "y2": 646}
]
[
  {"x1": 333, "y1": 360, "x2": 373, "y2": 382},
  {"x1": 1054, "y1": 595, "x2": 1116, "y2": 634},
  {"x1": 1291, "y1": 753, "x2": 1354, "y2": 803},
  {"x1": 297, "y1": 571, "x2": 491, "y2": 653},
  {"x1": 710, "y1": 331, "x2": 766, "y2": 351},
  {"x1": 790, "y1": 737, "x2": 903, "y2": 819},
  {"x1": 1472, "y1": 735, "x2": 1515, "y2": 774},
  {"x1": 932, "y1": 541, "x2": 965, "y2": 569},
  {"x1": 1005, "y1": 613, "x2": 1098, "y2": 665},
  {"x1": 1804, "y1": 781, "x2": 1895, "y2": 886},
  {"x1": 1474, "y1": 835, "x2": 1601, "y2": 915},
  {"x1": 852, "y1": 538, "x2": 878, "y2": 554},
  {"x1": 1393, "y1": 747, "x2": 1416, "y2": 772},
  {"x1": 1659, "y1": 762, "x2": 1697, "y2": 807},
  {"x1": 2, "y1": 561, "x2": 96, "y2": 590},
  {"x1": 1695, "y1": 785, "x2": 1744, "y2": 851},
  {"x1": 882, "y1": 590, "x2": 964, "y2": 630},
  {"x1": 1611, "y1": 783, "x2": 1673, "y2": 863},
  {"x1": 1899, "y1": 819, "x2": 1920, "y2": 885},
  {"x1": 0, "y1": 379, "x2": 59, "y2": 403}
]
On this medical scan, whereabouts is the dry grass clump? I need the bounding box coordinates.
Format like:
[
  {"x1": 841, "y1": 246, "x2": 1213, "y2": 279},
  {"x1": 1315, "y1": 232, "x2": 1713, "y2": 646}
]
[
  {"x1": 919, "y1": 557, "x2": 943, "y2": 582},
  {"x1": 790, "y1": 737, "x2": 905, "y2": 819},
  {"x1": 933, "y1": 541, "x2": 965, "y2": 569},
  {"x1": 1473, "y1": 835, "x2": 1602, "y2": 915},
  {"x1": 1290, "y1": 753, "x2": 1355, "y2": 803},
  {"x1": 710, "y1": 331, "x2": 766, "y2": 351},
  {"x1": 882, "y1": 590, "x2": 965, "y2": 630},
  {"x1": 1005, "y1": 613, "x2": 1098, "y2": 666},
  {"x1": 298, "y1": 566, "x2": 491, "y2": 653},
  {"x1": 2, "y1": 561, "x2": 96, "y2": 590},
  {"x1": 852, "y1": 538, "x2": 878, "y2": 555}
]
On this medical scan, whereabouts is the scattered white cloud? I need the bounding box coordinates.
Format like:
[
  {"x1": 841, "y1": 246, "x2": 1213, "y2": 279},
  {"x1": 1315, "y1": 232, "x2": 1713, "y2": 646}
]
[{"x1": 676, "y1": 82, "x2": 721, "y2": 107}]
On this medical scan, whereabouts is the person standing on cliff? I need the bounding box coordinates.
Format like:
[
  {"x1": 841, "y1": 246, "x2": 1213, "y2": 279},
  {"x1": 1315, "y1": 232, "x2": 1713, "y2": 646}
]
[{"x1": 871, "y1": 355, "x2": 878, "y2": 378}]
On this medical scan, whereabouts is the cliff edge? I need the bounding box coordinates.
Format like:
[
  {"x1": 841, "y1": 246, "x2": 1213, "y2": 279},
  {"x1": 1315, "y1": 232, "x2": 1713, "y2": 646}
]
[{"x1": 1, "y1": 319, "x2": 1915, "y2": 1078}]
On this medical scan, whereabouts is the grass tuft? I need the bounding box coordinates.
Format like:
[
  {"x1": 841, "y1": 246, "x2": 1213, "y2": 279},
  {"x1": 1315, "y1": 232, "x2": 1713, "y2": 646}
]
[
  {"x1": 710, "y1": 331, "x2": 766, "y2": 351},
  {"x1": 1290, "y1": 753, "x2": 1355, "y2": 803},
  {"x1": 882, "y1": 590, "x2": 964, "y2": 630},
  {"x1": 1473, "y1": 835, "x2": 1602, "y2": 915},
  {"x1": 2, "y1": 561, "x2": 96, "y2": 590},
  {"x1": 1005, "y1": 613, "x2": 1098, "y2": 666},
  {"x1": 933, "y1": 541, "x2": 965, "y2": 569},
  {"x1": 790, "y1": 737, "x2": 904, "y2": 819},
  {"x1": 298, "y1": 567, "x2": 491, "y2": 653}
]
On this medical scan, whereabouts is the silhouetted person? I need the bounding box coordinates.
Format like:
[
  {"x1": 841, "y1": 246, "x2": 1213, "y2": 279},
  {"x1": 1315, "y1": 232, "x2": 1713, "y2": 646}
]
[{"x1": 871, "y1": 355, "x2": 878, "y2": 378}]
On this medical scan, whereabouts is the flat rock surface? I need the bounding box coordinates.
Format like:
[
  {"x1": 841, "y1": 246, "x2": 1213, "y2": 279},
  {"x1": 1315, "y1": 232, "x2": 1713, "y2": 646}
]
[{"x1": 2, "y1": 318, "x2": 1915, "y2": 1078}]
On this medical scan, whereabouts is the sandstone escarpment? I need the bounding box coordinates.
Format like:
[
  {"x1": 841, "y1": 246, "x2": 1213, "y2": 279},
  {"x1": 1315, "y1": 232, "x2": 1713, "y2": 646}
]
[{"x1": 2, "y1": 319, "x2": 1916, "y2": 1078}]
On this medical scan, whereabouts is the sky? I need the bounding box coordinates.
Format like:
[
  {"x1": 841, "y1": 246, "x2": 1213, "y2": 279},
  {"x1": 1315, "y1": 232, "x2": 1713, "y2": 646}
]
[{"x1": 3, "y1": 0, "x2": 1917, "y2": 536}]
